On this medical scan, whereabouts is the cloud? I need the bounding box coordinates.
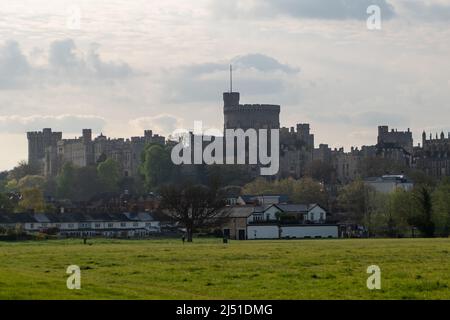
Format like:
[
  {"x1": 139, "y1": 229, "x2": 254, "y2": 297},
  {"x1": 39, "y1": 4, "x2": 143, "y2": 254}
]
[
  {"x1": 129, "y1": 114, "x2": 182, "y2": 137},
  {"x1": 398, "y1": 0, "x2": 450, "y2": 21},
  {"x1": 0, "y1": 114, "x2": 106, "y2": 134},
  {"x1": 210, "y1": 0, "x2": 396, "y2": 20},
  {"x1": 0, "y1": 39, "x2": 134, "y2": 89},
  {"x1": 0, "y1": 40, "x2": 31, "y2": 89},
  {"x1": 310, "y1": 111, "x2": 409, "y2": 128},
  {"x1": 49, "y1": 39, "x2": 133, "y2": 79},
  {"x1": 164, "y1": 53, "x2": 300, "y2": 103}
]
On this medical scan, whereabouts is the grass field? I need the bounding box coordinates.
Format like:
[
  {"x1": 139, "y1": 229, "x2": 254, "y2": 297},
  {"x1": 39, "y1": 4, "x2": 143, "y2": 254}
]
[{"x1": 0, "y1": 238, "x2": 450, "y2": 300}]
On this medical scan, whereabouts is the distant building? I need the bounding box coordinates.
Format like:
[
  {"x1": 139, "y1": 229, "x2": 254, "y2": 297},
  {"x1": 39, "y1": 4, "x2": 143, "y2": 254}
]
[
  {"x1": 220, "y1": 203, "x2": 338, "y2": 240},
  {"x1": 364, "y1": 175, "x2": 414, "y2": 193},
  {"x1": 0, "y1": 212, "x2": 161, "y2": 238},
  {"x1": 28, "y1": 129, "x2": 165, "y2": 178},
  {"x1": 414, "y1": 131, "x2": 450, "y2": 178}
]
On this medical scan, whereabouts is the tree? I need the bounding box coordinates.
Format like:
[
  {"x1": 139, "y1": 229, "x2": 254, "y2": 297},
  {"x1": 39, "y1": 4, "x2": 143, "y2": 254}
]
[
  {"x1": 18, "y1": 187, "x2": 46, "y2": 213},
  {"x1": 410, "y1": 186, "x2": 435, "y2": 237},
  {"x1": 305, "y1": 160, "x2": 336, "y2": 184},
  {"x1": 97, "y1": 158, "x2": 121, "y2": 193},
  {"x1": 241, "y1": 177, "x2": 328, "y2": 208},
  {"x1": 337, "y1": 180, "x2": 367, "y2": 225},
  {"x1": 0, "y1": 171, "x2": 8, "y2": 193},
  {"x1": 159, "y1": 183, "x2": 226, "y2": 242},
  {"x1": 8, "y1": 161, "x2": 40, "y2": 181},
  {"x1": 291, "y1": 177, "x2": 328, "y2": 208},
  {"x1": 57, "y1": 163, "x2": 101, "y2": 201},
  {"x1": 359, "y1": 157, "x2": 408, "y2": 178},
  {"x1": 432, "y1": 178, "x2": 450, "y2": 236},
  {"x1": 0, "y1": 193, "x2": 14, "y2": 213},
  {"x1": 56, "y1": 163, "x2": 76, "y2": 199},
  {"x1": 17, "y1": 175, "x2": 46, "y2": 190},
  {"x1": 140, "y1": 144, "x2": 173, "y2": 191}
]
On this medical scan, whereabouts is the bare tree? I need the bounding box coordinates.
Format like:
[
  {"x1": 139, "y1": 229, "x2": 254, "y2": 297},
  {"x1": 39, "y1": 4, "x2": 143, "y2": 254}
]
[{"x1": 159, "y1": 183, "x2": 227, "y2": 242}]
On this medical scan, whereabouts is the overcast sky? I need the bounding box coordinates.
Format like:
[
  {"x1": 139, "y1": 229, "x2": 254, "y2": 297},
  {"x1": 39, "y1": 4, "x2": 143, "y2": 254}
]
[{"x1": 1, "y1": 0, "x2": 450, "y2": 170}]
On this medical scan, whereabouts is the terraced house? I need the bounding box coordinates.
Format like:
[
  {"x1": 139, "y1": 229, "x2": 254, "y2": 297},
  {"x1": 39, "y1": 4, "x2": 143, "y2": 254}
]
[{"x1": 0, "y1": 212, "x2": 161, "y2": 238}]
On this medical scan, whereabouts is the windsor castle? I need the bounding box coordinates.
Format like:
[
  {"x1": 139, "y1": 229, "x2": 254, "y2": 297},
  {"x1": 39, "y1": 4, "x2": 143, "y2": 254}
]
[{"x1": 27, "y1": 90, "x2": 450, "y2": 182}]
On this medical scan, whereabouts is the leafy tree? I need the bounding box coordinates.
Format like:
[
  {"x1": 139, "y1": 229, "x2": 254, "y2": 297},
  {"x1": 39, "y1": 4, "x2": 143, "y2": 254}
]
[
  {"x1": 57, "y1": 163, "x2": 101, "y2": 201},
  {"x1": 370, "y1": 189, "x2": 413, "y2": 237},
  {"x1": 241, "y1": 177, "x2": 276, "y2": 195},
  {"x1": 305, "y1": 160, "x2": 336, "y2": 184},
  {"x1": 0, "y1": 193, "x2": 14, "y2": 213},
  {"x1": 140, "y1": 144, "x2": 173, "y2": 191},
  {"x1": 241, "y1": 177, "x2": 328, "y2": 208},
  {"x1": 17, "y1": 175, "x2": 46, "y2": 190},
  {"x1": 359, "y1": 157, "x2": 408, "y2": 178},
  {"x1": 8, "y1": 161, "x2": 40, "y2": 181},
  {"x1": 337, "y1": 180, "x2": 368, "y2": 225},
  {"x1": 291, "y1": 177, "x2": 328, "y2": 207},
  {"x1": 409, "y1": 186, "x2": 435, "y2": 237},
  {"x1": 159, "y1": 183, "x2": 226, "y2": 242},
  {"x1": 56, "y1": 163, "x2": 76, "y2": 199},
  {"x1": 432, "y1": 178, "x2": 450, "y2": 236},
  {"x1": 0, "y1": 171, "x2": 8, "y2": 193},
  {"x1": 18, "y1": 187, "x2": 46, "y2": 213},
  {"x1": 206, "y1": 165, "x2": 253, "y2": 188},
  {"x1": 97, "y1": 158, "x2": 121, "y2": 193}
]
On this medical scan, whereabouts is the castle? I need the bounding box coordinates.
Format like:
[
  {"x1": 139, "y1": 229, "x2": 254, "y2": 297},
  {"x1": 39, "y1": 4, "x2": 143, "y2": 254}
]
[
  {"x1": 27, "y1": 128, "x2": 165, "y2": 178},
  {"x1": 27, "y1": 88, "x2": 450, "y2": 181}
]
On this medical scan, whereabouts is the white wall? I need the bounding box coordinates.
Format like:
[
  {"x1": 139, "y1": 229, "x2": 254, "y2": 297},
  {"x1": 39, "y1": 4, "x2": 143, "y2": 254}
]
[
  {"x1": 281, "y1": 225, "x2": 338, "y2": 238},
  {"x1": 307, "y1": 206, "x2": 326, "y2": 222},
  {"x1": 247, "y1": 225, "x2": 279, "y2": 239}
]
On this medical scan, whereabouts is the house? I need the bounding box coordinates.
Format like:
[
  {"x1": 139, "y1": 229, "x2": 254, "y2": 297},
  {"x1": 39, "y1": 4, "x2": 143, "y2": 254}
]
[
  {"x1": 249, "y1": 204, "x2": 327, "y2": 224},
  {"x1": 247, "y1": 203, "x2": 338, "y2": 239},
  {"x1": 364, "y1": 175, "x2": 414, "y2": 193},
  {"x1": 0, "y1": 212, "x2": 161, "y2": 238},
  {"x1": 220, "y1": 203, "x2": 339, "y2": 240},
  {"x1": 220, "y1": 206, "x2": 263, "y2": 240}
]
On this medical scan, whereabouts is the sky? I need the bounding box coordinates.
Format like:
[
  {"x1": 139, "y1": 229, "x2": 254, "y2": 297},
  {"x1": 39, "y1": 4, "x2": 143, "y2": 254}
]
[{"x1": 0, "y1": 0, "x2": 449, "y2": 170}]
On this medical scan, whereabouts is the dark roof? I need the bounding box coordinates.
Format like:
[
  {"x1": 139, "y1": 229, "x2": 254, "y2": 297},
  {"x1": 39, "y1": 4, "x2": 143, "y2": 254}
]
[
  {"x1": 272, "y1": 203, "x2": 325, "y2": 213},
  {"x1": 0, "y1": 212, "x2": 159, "y2": 224}
]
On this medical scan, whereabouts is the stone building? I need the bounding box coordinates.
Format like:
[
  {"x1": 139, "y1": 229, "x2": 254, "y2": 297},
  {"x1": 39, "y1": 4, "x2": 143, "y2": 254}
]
[
  {"x1": 28, "y1": 129, "x2": 165, "y2": 178},
  {"x1": 27, "y1": 128, "x2": 62, "y2": 172},
  {"x1": 376, "y1": 125, "x2": 413, "y2": 166},
  {"x1": 223, "y1": 92, "x2": 280, "y2": 130},
  {"x1": 415, "y1": 131, "x2": 450, "y2": 178},
  {"x1": 278, "y1": 124, "x2": 315, "y2": 178}
]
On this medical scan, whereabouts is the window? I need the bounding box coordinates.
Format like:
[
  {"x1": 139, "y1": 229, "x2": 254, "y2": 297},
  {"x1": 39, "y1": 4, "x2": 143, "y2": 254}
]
[
  {"x1": 30, "y1": 223, "x2": 34, "y2": 228},
  {"x1": 120, "y1": 222, "x2": 126, "y2": 227},
  {"x1": 108, "y1": 223, "x2": 113, "y2": 228},
  {"x1": 95, "y1": 223, "x2": 101, "y2": 228},
  {"x1": 133, "y1": 222, "x2": 139, "y2": 227}
]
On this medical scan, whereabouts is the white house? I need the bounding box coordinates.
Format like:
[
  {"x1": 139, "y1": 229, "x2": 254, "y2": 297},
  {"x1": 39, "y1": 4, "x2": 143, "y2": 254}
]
[
  {"x1": 248, "y1": 204, "x2": 327, "y2": 224},
  {"x1": 246, "y1": 203, "x2": 338, "y2": 240}
]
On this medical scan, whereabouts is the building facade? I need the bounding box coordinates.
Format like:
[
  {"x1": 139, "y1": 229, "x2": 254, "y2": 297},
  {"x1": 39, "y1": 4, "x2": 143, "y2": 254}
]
[{"x1": 28, "y1": 129, "x2": 165, "y2": 178}]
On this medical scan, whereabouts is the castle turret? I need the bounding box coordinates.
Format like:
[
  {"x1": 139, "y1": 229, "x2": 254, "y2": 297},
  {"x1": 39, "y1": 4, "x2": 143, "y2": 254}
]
[
  {"x1": 223, "y1": 92, "x2": 240, "y2": 109},
  {"x1": 82, "y1": 129, "x2": 92, "y2": 143}
]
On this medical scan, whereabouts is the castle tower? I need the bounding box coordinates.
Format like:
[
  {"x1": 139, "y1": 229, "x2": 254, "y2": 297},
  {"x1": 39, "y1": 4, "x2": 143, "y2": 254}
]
[{"x1": 223, "y1": 66, "x2": 280, "y2": 131}]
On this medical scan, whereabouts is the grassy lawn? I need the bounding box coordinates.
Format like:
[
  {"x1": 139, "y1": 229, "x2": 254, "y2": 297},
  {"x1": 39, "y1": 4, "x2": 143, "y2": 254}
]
[{"x1": 0, "y1": 238, "x2": 449, "y2": 300}]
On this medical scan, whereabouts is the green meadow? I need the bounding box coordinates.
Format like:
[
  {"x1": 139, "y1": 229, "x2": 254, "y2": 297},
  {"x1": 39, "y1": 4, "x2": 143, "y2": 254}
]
[{"x1": 0, "y1": 238, "x2": 449, "y2": 300}]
